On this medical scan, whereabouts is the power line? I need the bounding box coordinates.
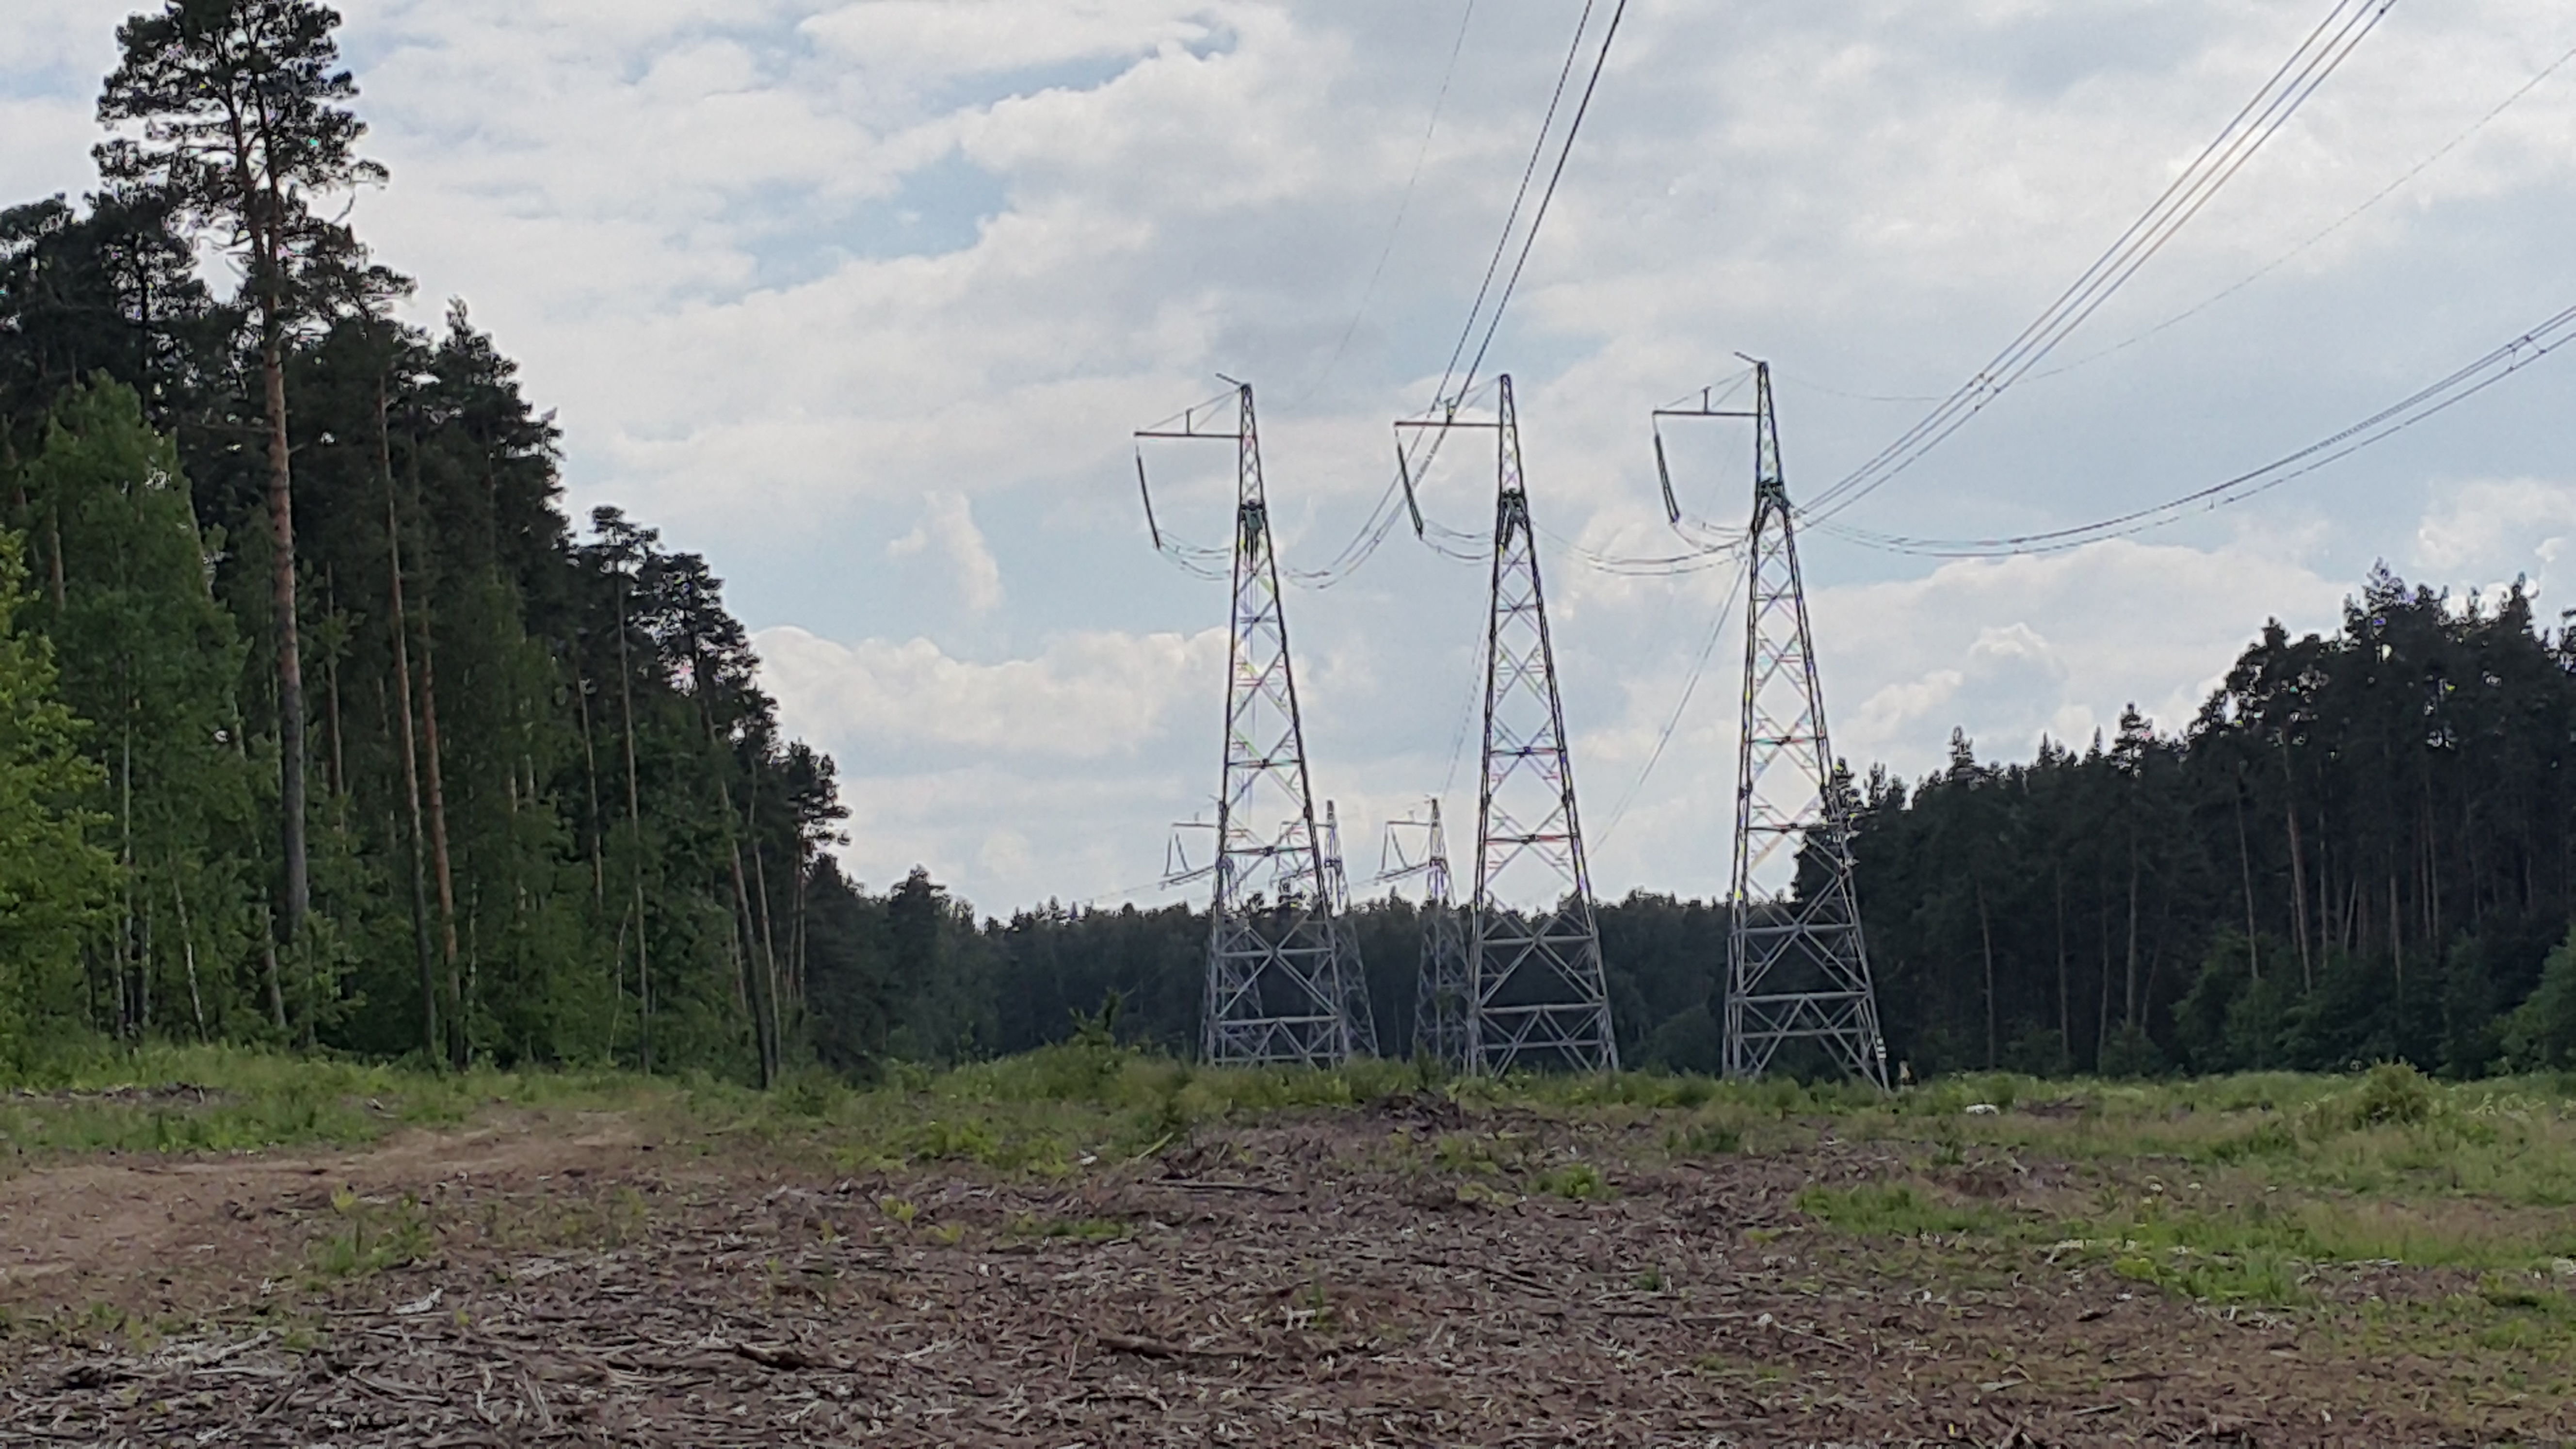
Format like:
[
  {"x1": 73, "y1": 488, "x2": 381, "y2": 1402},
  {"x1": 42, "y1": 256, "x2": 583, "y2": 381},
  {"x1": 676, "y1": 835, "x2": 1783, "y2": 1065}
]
[
  {"x1": 1804, "y1": 0, "x2": 2399, "y2": 524},
  {"x1": 1777, "y1": 31, "x2": 2574, "y2": 410},
  {"x1": 1816, "y1": 300, "x2": 2576, "y2": 557},
  {"x1": 1426, "y1": 1, "x2": 1599, "y2": 418},
  {"x1": 1294, "y1": 0, "x2": 1480, "y2": 405},
  {"x1": 2019, "y1": 30, "x2": 2576, "y2": 387},
  {"x1": 1291, "y1": 1, "x2": 1632, "y2": 589},
  {"x1": 1594, "y1": 550, "x2": 1750, "y2": 853},
  {"x1": 1456, "y1": 0, "x2": 1630, "y2": 398}
]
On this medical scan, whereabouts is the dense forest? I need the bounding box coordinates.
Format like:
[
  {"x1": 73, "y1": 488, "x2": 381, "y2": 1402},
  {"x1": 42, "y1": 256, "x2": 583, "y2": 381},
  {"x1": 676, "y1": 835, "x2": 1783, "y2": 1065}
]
[
  {"x1": 833, "y1": 576, "x2": 2576, "y2": 1082},
  {"x1": 0, "y1": 0, "x2": 859, "y2": 1081},
  {"x1": 7, "y1": 3, "x2": 2573, "y2": 1085}
]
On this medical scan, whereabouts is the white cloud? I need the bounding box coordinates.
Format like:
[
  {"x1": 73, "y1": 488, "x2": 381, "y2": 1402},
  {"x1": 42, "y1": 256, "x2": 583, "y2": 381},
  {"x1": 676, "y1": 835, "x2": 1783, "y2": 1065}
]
[
  {"x1": 886, "y1": 492, "x2": 1005, "y2": 612},
  {"x1": 754, "y1": 624, "x2": 1224, "y2": 761},
  {"x1": 0, "y1": 98, "x2": 95, "y2": 205},
  {"x1": 12, "y1": 0, "x2": 2576, "y2": 911},
  {"x1": 1813, "y1": 540, "x2": 2351, "y2": 774},
  {"x1": 0, "y1": 1, "x2": 128, "y2": 78},
  {"x1": 2412, "y1": 476, "x2": 2576, "y2": 599},
  {"x1": 799, "y1": 0, "x2": 1224, "y2": 82},
  {"x1": 1848, "y1": 668, "x2": 1969, "y2": 753}
]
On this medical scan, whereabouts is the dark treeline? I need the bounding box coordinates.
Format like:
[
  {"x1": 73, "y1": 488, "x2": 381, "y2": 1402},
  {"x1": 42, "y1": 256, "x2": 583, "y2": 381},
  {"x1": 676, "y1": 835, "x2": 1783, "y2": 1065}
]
[
  {"x1": 807, "y1": 572, "x2": 2576, "y2": 1083},
  {"x1": 0, "y1": 0, "x2": 856, "y2": 1080},
  {"x1": 1855, "y1": 570, "x2": 2576, "y2": 1079}
]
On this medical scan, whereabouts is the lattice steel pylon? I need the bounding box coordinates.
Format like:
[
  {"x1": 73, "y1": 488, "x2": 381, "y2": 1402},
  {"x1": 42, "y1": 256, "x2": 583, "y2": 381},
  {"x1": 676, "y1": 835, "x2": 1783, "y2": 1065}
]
[
  {"x1": 1381, "y1": 801, "x2": 1469, "y2": 1068},
  {"x1": 1723, "y1": 362, "x2": 1890, "y2": 1087},
  {"x1": 1139, "y1": 382, "x2": 1370, "y2": 1066},
  {"x1": 1465, "y1": 375, "x2": 1618, "y2": 1075},
  {"x1": 1319, "y1": 801, "x2": 1382, "y2": 1057}
]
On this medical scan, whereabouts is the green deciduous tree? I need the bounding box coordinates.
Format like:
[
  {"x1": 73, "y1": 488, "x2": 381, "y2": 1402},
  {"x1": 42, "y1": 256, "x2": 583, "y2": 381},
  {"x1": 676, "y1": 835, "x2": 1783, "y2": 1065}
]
[
  {"x1": 12, "y1": 377, "x2": 258, "y2": 1042},
  {"x1": 0, "y1": 530, "x2": 117, "y2": 1063}
]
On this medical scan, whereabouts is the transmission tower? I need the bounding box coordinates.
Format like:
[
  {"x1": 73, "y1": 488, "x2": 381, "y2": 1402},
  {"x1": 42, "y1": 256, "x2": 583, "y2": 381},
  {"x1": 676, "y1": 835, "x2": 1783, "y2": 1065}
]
[
  {"x1": 1381, "y1": 801, "x2": 1469, "y2": 1068},
  {"x1": 1720, "y1": 363, "x2": 1889, "y2": 1086},
  {"x1": 1138, "y1": 383, "x2": 1370, "y2": 1066},
  {"x1": 1320, "y1": 801, "x2": 1382, "y2": 1057},
  {"x1": 1463, "y1": 375, "x2": 1618, "y2": 1074}
]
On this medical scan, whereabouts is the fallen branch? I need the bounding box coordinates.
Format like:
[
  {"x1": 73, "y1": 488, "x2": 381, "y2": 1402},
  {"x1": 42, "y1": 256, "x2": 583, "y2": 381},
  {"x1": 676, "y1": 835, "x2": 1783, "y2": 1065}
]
[
  {"x1": 1095, "y1": 1332, "x2": 1268, "y2": 1361},
  {"x1": 727, "y1": 1341, "x2": 851, "y2": 1372},
  {"x1": 1160, "y1": 1179, "x2": 1293, "y2": 1197}
]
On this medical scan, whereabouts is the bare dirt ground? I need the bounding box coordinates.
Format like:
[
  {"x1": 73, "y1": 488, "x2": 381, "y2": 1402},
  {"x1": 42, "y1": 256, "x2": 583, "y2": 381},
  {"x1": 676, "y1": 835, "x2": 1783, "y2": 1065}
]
[{"x1": 1, "y1": 1096, "x2": 2566, "y2": 1447}]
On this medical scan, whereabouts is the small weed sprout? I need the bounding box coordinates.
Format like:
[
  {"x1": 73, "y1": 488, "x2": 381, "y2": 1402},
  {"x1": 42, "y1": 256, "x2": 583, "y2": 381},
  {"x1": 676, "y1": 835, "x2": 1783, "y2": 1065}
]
[
  {"x1": 308, "y1": 1190, "x2": 432, "y2": 1280},
  {"x1": 1538, "y1": 1161, "x2": 1611, "y2": 1201}
]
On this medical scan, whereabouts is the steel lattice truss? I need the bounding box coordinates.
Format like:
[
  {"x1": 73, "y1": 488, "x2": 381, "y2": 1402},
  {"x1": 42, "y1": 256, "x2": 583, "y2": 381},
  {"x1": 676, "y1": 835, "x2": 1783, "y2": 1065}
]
[
  {"x1": 1725, "y1": 364, "x2": 1890, "y2": 1087},
  {"x1": 1393, "y1": 801, "x2": 1471, "y2": 1070},
  {"x1": 1159, "y1": 384, "x2": 1370, "y2": 1066},
  {"x1": 1468, "y1": 376, "x2": 1619, "y2": 1075},
  {"x1": 1319, "y1": 803, "x2": 1383, "y2": 1058}
]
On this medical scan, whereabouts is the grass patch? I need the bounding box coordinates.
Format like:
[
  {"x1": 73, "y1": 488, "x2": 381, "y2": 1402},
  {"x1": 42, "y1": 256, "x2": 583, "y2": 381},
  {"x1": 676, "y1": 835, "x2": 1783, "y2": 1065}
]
[
  {"x1": 307, "y1": 1188, "x2": 433, "y2": 1281},
  {"x1": 1796, "y1": 1181, "x2": 2009, "y2": 1238},
  {"x1": 17, "y1": 1045, "x2": 2576, "y2": 1286},
  {"x1": 0, "y1": 1042, "x2": 663, "y2": 1159},
  {"x1": 1535, "y1": 1160, "x2": 1612, "y2": 1200}
]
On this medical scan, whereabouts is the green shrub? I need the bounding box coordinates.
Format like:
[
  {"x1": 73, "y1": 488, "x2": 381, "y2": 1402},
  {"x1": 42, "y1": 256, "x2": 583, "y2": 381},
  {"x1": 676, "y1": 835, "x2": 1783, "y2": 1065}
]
[{"x1": 2352, "y1": 1062, "x2": 2434, "y2": 1127}]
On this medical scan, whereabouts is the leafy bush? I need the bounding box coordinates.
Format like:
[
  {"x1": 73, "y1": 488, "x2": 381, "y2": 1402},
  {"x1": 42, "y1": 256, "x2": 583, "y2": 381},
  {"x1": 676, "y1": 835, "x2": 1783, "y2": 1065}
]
[
  {"x1": 2502, "y1": 927, "x2": 2576, "y2": 1071},
  {"x1": 2351, "y1": 1062, "x2": 2434, "y2": 1127}
]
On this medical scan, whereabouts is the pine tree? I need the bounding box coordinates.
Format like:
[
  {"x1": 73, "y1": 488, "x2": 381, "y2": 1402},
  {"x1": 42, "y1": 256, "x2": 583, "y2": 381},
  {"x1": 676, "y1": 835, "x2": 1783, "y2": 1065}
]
[{"x1": 96, "y1": 0, "x2": 396, "y2": 949}]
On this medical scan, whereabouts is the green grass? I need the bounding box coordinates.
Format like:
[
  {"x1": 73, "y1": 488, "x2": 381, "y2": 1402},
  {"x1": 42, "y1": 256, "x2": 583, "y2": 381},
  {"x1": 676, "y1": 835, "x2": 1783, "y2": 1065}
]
[
  {"x1": 17, "y1": 1043, "x2": 2576, "y2": 1292},
  {"x1": 306, "y1": 1187, "x2": 434, "y2": 1281},
  {"x1": 21, "y1": 1042, "x2": 2576, "y2": 1384},
  {"x1": 0, "y1": 1043, "x2": 668, "y2": 1159},
  {"x1": 1796, "y1": 1181, "x2": 2009, "y2": 1238},
  {"x1": 1534, "y1": 1160, "x2": 1612, "y2": 1200}
]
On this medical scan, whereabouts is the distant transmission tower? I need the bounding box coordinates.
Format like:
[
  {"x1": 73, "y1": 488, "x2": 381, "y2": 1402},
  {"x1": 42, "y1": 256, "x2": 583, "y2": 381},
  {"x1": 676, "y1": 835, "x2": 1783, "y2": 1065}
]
[
  {"x1": 1708, "y1": 363, "x2": 1889, "y2": 1086},
  {"x1": 1138, "y1": 383, "x2": 1370, "y2": 1066},
  {"x1": 1380, "y1": 801, "x2": 1468, "y2": 1068},
  {"x1": 1320, "y1": 801, "x2": 1382, "y2": 1057},
  {"x1": 1434, "y1": 375, "x2": 1619, "y2": 1074}
]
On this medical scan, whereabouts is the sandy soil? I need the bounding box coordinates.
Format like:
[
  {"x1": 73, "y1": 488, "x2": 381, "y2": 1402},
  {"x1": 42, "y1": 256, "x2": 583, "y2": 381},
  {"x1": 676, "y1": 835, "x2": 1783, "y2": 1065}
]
[
  {"x1": 0, "y1": 1096, "x2": 2564, "y2": 1447},
  {"x1": 0, "y1": 1111, "x2": 647, "y2": 1320}
]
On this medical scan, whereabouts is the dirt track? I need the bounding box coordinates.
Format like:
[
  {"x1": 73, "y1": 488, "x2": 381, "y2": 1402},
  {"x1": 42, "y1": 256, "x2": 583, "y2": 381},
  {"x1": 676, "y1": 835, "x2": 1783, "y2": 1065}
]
[{"x1": 1, "y1": 1098, "x2": 2565, "y2": 1446}]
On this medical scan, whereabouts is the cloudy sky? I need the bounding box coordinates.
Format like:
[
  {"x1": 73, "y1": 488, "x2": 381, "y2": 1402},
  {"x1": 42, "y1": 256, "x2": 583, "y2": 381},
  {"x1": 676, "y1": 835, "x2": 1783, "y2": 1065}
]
[{"x1": 7, "y1": 0, "x2": 2574, "y2": 914}]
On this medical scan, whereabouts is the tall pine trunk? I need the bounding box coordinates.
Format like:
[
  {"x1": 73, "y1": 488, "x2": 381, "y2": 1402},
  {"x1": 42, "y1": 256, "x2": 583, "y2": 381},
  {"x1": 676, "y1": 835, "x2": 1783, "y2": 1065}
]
[
  {"x1": 745, "y1": 763, "x2": 786, "y2": 1072},
  {"x1": 2235, "y1": 774, "x2": 2259, "y2": 982},
  {"x1": 383, "y1": 414, "x2": 438, "y2": 1060},
  {"x1": 2054, "y1": 866, "x2": 2071, "y2": 1063},
  {"x1": 574, "y1": 660, "x2": 605, "y2": 907},
  {"x1": 419, "y1": 619, "x2": 463, "y2": 1067},
  {"x1": 617, "y1": 575, "x2": 652, "y2": 1075},
  {"x1": 2281, "y1": 740, "x2": 2313, "y2": 987},
  {"x1": 264, "y1": 325, "x2": 310, "y2": 942},
  {"x1": 1977, "y1": 878, "x2": 1997, "y2": 1069},
  {"x1": 2124, "y1": 833, "x2": 2142, "y2": 1030},
  {"x1": 323, "y1": 572, "x2": 347, "y2": 828}
]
